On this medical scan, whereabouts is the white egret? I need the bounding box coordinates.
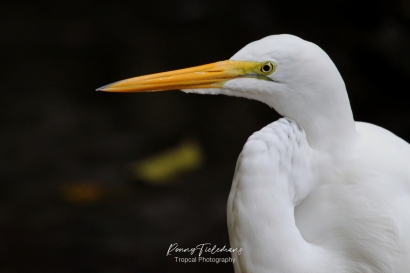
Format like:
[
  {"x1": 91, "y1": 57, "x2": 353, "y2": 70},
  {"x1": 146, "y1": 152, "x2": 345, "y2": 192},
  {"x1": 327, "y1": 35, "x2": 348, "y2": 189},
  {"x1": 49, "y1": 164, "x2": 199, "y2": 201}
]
[{"x1": 98, "y1": 35, "x2": 410, "y2": 273}]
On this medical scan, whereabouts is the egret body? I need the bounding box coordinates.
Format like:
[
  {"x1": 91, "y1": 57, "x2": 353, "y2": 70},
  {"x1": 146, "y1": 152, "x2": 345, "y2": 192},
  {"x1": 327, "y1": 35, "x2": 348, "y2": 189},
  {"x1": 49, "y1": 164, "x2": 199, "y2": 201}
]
[{"x1": 98, "y1": 35, "x2": 410, "y2": 273}]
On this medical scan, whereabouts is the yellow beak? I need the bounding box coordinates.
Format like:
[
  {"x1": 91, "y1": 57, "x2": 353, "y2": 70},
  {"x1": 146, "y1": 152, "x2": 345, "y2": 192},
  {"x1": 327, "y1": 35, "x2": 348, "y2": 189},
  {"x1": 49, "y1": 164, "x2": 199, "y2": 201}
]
[{"x1": 97, "y1": 60, "x2": 262, "y2": 92}]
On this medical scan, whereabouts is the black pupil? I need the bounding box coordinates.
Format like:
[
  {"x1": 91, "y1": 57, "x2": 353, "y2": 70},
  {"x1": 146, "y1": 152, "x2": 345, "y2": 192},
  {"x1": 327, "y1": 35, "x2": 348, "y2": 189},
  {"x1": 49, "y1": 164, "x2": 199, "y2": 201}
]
[{"x1": 263, "y1": 64, "x2": 271, "y2": 72}]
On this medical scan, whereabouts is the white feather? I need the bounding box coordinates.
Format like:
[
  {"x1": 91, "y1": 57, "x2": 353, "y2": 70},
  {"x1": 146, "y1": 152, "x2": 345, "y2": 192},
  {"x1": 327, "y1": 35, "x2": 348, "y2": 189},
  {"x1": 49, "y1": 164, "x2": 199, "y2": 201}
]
[{"x1": 186, "y1": 34, "x2": 410, "y2": 273}]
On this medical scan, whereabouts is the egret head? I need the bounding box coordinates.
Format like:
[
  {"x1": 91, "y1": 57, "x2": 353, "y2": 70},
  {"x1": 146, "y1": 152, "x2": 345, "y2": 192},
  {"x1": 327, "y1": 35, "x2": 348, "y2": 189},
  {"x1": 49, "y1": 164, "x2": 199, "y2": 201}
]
[
  {"x1": 183, "y1": 35, "x2": 349, "y2": 118},
  {"x1": 98, "y1": 34, "x2": 354, "y2": 146}
]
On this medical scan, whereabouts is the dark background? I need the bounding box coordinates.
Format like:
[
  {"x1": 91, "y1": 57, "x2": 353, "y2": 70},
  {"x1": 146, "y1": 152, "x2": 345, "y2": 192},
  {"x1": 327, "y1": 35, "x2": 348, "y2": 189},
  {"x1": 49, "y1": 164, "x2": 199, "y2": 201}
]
[{"x1": 1, "y1": 0, "x2": 410, "y2": 272}]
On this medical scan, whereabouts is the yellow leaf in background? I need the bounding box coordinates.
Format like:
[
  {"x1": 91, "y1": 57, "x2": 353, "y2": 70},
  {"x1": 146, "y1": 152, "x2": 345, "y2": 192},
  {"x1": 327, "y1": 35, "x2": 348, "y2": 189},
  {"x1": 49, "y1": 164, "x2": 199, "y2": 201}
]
[{"x1": 131, "y1": 139, "x2": 204, "y2": 185}]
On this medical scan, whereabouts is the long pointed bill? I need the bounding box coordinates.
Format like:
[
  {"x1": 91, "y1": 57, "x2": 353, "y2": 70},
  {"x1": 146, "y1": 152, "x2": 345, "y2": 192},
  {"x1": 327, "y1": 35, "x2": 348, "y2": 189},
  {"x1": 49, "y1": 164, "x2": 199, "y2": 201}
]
[{"x1": 97, "y1": 60, "x2": 261, "y2": 92}]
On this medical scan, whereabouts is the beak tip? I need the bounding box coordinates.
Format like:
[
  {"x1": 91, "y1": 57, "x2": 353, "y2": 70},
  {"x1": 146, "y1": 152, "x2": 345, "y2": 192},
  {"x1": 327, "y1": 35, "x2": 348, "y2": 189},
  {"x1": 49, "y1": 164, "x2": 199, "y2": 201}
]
[{"x1": 96, "y1": 83, "x2": 114, "y2": 92}]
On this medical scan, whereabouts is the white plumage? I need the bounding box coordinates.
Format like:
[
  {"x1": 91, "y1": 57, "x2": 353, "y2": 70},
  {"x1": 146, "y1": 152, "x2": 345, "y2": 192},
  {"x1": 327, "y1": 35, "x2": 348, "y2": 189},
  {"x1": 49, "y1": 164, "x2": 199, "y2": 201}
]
[
  {"x1": 98, "y1": 34, "x2": 410, "y2": 273},
  {"x1": 189, "y1": 35, "x2": 410, "y2": 273},
  {"x1": 228, "y1": 117, "x2": 410, "y2": 273}
]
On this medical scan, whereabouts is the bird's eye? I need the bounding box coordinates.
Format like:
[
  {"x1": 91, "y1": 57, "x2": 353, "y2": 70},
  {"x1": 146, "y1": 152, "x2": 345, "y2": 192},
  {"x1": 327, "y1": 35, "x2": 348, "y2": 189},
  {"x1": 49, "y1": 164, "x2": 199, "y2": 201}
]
[{"x1": 259, "y1": 62, "x2": 276, "y2": 75}]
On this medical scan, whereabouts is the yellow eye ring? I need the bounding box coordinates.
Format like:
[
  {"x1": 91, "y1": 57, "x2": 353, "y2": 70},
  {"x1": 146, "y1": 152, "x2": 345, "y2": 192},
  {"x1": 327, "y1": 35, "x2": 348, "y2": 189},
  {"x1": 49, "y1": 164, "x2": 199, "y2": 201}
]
[{"x1": 259, "y1": 61, "x2": 276, "y2": 75}]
